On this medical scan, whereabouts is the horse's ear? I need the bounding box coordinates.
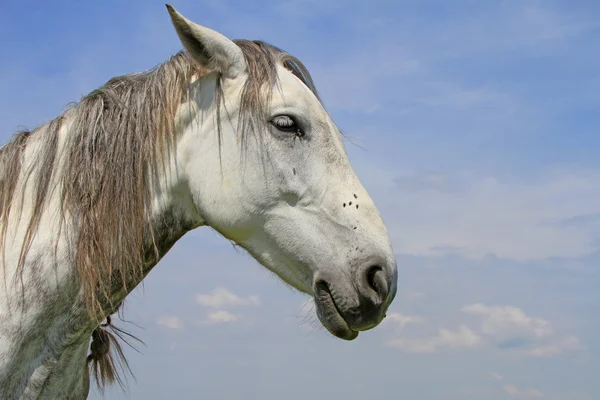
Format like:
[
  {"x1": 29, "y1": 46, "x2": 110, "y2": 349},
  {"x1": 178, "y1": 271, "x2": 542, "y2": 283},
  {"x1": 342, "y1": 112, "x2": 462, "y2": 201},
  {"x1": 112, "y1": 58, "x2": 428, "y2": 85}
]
[{"x1": 166, "y1": 4, "x2": 246, "y2": 79}]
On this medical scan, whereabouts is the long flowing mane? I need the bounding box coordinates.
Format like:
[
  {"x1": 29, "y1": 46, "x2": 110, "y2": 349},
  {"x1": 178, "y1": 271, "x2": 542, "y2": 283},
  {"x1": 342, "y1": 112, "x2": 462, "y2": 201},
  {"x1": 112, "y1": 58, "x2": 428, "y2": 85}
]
[{"x1": 0, "y1": 40, "x2": 319, "y2": 323}]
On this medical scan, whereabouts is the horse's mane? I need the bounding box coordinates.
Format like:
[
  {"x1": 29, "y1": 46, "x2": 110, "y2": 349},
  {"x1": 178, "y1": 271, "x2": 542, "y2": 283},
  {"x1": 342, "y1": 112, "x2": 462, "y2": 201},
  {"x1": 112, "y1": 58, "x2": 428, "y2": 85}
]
[{"x1": 0, "y1": 39, "x2": 319, "y2": 389}]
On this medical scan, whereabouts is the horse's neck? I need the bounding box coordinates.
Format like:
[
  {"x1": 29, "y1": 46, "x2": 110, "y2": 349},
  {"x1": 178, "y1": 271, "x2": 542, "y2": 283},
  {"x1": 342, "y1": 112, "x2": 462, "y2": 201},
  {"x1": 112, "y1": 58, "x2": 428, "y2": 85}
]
[
  {"x1": 0, "y1": 124, "x2": 200, "y2": 399},
  {"x1": 0, "y1": 201, "x2": 196, "y2": 399}
]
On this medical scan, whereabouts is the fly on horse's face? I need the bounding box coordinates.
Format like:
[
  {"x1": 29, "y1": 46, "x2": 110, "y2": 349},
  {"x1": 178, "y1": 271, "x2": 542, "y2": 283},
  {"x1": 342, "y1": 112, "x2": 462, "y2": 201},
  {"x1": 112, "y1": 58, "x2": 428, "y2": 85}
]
[{"x1": 168, "y1": 6, "x2": 398, "y2": 340}]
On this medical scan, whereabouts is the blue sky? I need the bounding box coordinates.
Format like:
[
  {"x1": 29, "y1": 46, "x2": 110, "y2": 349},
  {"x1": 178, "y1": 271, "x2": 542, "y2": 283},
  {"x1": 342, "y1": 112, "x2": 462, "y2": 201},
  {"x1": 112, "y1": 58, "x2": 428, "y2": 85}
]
[{"x1": 1, "y1": 0, "x2": 599, "y2": 399}]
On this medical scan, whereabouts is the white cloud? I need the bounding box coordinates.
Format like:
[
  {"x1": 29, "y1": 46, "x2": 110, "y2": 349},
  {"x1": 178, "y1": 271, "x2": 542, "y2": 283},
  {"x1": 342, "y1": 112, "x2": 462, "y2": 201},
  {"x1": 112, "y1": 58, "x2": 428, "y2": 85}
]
[
  {"x1": 196, "y1": 288, "x2": 259, "y2": 326},
  {"x1": 156, "y1": 315, "x2": 183, "y2": 330},
  {"x1": 196, "y1": 287, "x2": 260, "y2": 308},
  {"x1": 504, "y1": 385, "x2": 544, "y2": 398},
  {"x1": 489, "y1": 372, "x2": 544, "y2": 398},
  {"x1": 386, "y1": 325, "x2": 482, "y2": 353},
  {"x1": 386, "y1": 304, "x2": 581, "y2": 358},
  {"x1": 462, "y1": 304, "x2": 553, "y2": 340},
  {"x1": 462, "y1": 304, "x2": 582, "y2": 358},
  {"x1": 525, "y1": 345, "x2": 560, "y2": 358},
  {"x1": 385, "y1": 312, "x2": 426, "y2": 332},
  {"x1": 490, "y1": 372, "x2": 504, "y2": 381},
  {"x1": 525, "y1": 336, "x2": 581, "y2": 358},
  {"x1": 375, "y1": 168, "x2": 600, "y2": 261},
  {"x1": 202, "y1": 310, "x2": 241, "y2": 325}
]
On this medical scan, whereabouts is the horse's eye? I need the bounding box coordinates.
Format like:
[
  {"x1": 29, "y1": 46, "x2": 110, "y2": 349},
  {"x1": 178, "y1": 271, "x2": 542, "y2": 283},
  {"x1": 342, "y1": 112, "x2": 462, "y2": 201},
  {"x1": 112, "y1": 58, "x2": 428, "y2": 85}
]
[{"x1": 271, "y1": 115, "x2": 297, "y2": 132}]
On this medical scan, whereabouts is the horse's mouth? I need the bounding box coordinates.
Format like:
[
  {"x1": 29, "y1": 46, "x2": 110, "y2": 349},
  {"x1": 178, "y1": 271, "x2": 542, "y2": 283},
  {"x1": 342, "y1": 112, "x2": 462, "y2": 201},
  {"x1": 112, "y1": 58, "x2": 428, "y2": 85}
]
[{"x1": 313, "y1": 280, "x2": 359, "y2": 341}]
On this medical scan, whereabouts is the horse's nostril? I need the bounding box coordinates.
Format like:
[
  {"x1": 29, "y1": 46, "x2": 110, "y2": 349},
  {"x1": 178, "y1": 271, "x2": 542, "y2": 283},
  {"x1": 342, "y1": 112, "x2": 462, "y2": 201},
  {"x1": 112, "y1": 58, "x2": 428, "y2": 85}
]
[
  {"x1": 366, "y1": 265, "x2": 381, "y2": 291},
  {"x1": 364, "y1": 265, "x2": 388, "y2": 304},
  {"x1": 282, "y1": 193, "x2": 299, "y2": 207}
]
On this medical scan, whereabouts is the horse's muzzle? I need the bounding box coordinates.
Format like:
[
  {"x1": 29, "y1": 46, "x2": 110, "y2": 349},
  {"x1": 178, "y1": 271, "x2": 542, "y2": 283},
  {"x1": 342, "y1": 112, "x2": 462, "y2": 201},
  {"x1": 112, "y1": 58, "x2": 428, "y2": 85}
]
[{"x1": 313, "y1": 257, "x2": 397, "y2": 340}]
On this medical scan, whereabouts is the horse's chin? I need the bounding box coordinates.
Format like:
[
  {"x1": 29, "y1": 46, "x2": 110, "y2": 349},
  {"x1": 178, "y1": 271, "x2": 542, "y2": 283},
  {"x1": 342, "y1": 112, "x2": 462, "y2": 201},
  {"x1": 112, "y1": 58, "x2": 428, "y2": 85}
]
[{"x1": 313, "y1": 281, "x2": 359, "y2": 341}]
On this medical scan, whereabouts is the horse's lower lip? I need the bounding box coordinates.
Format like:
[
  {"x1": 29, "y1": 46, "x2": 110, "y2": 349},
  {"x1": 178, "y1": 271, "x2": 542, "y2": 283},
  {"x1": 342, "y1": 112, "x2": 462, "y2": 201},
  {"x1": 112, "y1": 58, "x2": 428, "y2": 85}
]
[{"x1": 313, "y1": 281, "x2": 358, "y2": 341}]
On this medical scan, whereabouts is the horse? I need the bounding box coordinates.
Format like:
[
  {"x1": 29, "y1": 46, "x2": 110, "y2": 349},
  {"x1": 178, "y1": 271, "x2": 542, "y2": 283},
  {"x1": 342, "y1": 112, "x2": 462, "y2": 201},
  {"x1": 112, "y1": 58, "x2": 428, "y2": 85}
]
[{"x1": 0, "y1": 5, "x2": 398, "y2": 399}]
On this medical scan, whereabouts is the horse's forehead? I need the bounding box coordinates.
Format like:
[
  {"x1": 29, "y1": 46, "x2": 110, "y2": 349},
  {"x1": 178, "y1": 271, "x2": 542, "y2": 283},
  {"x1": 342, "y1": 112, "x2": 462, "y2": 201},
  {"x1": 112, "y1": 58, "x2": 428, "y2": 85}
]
[{"x1": 272, "y1": 65, "x2": 321, "y2": 109}]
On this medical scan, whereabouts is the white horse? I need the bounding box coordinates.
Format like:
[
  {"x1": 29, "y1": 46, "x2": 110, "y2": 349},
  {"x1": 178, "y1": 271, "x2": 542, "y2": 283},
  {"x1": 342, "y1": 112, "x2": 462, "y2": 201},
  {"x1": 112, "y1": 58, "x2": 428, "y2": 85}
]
[{"x1": 0, "y1": 5, "x2": 397, "y2": 399}]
